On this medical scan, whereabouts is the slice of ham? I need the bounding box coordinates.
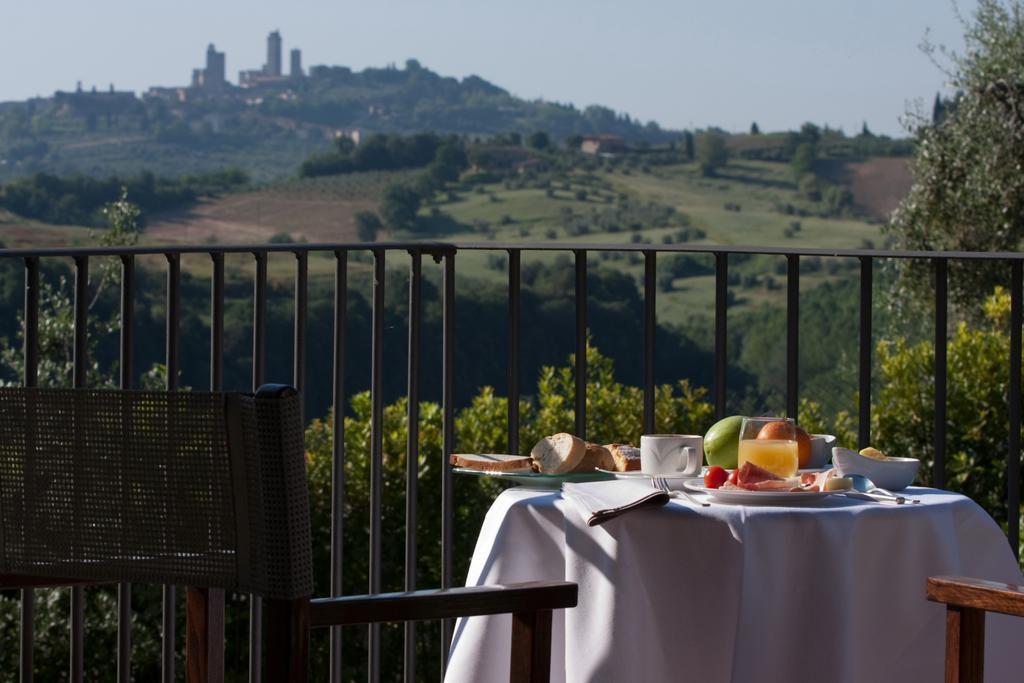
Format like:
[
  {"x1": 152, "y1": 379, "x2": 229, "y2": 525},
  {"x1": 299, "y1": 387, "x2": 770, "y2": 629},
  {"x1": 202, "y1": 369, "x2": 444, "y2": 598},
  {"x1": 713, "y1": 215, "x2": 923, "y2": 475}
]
[
  {"x1": 724, "y1": 462, "x2": 832, "y2": 492},
  {"x1": 735, "y1": 462, "x2": 782, "y2": 486},
  {"x1": 800, "y1": 470, "x2": 835, "y2": 490}
]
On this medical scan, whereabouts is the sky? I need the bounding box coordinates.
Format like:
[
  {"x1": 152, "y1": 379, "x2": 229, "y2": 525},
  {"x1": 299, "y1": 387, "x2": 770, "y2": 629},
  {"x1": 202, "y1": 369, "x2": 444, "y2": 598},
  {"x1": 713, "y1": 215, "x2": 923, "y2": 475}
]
[{"x1": 1, "y1": 0, "x2": 975, "y2": 137}]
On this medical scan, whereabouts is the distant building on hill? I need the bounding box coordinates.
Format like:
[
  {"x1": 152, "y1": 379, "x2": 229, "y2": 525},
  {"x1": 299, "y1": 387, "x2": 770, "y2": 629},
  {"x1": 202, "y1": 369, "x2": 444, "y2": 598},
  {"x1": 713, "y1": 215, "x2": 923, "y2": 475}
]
[
  {"x1": 290, "y1": 49, "x2": 303, "y2": 78},
  {"x1": 205, "y1": 44, "x2": 226, "y2": 89},
  {"x1": 266, "y1": 30, "x2": 283, "y2": 77},
  {"x1": 580, "y1": 134, "x2": 626, "y2": 155},
  {"x1": 191, "y1": 44, "x2": 227, "y2": 92},
  {"x1": 240, "y1": 30, "x2": 292, "y2": 87}
]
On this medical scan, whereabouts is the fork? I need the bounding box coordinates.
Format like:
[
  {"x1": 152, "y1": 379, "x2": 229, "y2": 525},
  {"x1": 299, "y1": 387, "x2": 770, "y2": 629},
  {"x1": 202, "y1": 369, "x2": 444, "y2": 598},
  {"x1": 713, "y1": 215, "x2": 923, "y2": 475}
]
[{"x1": 654, "y1": 476, "x2": 709, "y2": 507}]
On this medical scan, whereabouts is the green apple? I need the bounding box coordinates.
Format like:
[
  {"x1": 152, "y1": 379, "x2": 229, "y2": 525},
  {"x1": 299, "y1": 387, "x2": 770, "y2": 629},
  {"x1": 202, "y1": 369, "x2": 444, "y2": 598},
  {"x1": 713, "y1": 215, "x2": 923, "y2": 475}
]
[{"x1": 704, "y1": 415, "x2": 744, "y2": 468}]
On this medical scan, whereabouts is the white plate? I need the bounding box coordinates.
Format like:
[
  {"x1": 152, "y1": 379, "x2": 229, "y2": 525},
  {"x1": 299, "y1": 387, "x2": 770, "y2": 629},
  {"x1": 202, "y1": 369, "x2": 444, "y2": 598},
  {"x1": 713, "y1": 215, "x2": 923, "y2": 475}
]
[
  {"x1": 597, "y1": 467, "x2": 829, "y2": 479},
  {"x1": 453, "y1": 468, "x2": 613, "y2": 489},
  {"x1": 683, "y1": 479, "x2": 838, "y2": 504}
]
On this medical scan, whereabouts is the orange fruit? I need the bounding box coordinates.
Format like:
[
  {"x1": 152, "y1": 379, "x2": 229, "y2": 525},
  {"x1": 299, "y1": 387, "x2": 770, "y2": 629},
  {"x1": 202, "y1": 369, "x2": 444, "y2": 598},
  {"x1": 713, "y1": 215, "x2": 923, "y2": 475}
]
[{"x1": 756, "y1": 421, "x2": 812, "y2": 468}]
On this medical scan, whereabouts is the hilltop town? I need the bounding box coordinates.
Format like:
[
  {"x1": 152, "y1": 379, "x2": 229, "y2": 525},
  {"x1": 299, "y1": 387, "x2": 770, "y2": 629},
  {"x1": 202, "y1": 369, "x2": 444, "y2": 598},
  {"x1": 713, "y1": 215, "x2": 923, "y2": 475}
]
[{"x1": 0, "y1": 31, "x2": 675, "y2": 181}]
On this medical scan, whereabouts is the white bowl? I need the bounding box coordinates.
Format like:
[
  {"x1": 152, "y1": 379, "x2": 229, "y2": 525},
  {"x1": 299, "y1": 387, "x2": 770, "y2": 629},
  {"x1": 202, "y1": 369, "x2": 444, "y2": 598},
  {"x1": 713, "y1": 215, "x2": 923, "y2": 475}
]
[
  {"x1": 807, "y1": 434, "x2": 836, "y2": 468},
  {"x1": 831, "y1": 447, "x2": 920, "y2": 491}
]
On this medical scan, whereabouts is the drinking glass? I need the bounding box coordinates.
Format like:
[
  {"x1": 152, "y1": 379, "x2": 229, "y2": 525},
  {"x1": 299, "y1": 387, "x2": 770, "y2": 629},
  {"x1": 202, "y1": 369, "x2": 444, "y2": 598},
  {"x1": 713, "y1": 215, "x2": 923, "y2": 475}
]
[{"x1": 738, "y1": 417, "x2": 799, "y2": 478}]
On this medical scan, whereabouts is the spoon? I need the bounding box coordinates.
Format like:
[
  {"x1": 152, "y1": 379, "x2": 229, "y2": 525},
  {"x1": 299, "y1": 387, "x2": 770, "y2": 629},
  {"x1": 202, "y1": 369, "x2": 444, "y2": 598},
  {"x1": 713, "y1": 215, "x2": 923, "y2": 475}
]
[{"x1": 846, "y1": 474, "x2": 920, "y2": 504}]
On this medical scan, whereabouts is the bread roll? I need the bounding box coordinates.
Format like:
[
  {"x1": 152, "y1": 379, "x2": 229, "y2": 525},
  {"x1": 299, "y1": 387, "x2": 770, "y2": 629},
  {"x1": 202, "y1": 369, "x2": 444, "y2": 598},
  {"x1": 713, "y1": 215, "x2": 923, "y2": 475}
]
[
  {"x1": 578, "y1": 443, "x2": 615, "y2": 472},
  {"x1": 449, "y1": 453, "x2": 533, "y2": 472},
  {"x1": 604, "y1": 443, "x2": 641, "y2": 472},
  {"x1": 530, "y1": 433, "x2": 586, "y2": 474}
]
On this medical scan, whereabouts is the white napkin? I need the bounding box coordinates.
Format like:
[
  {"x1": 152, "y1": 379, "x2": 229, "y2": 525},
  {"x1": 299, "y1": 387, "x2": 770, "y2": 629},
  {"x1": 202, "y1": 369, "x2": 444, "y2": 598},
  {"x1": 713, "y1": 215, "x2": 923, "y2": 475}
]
[{"x1": 562, "y1": 479, "x2": 670, "y2": 526}]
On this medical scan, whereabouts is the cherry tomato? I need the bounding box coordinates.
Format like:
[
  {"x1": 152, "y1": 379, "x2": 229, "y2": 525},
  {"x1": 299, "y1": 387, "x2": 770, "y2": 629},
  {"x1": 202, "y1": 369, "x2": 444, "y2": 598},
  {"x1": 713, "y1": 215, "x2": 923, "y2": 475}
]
[
  {"x1": 728, "y1": 467, "x2": 740, "y2": 486},
  {"x1": 704, "y1": 466, "x2": 729, "y2": 489}
]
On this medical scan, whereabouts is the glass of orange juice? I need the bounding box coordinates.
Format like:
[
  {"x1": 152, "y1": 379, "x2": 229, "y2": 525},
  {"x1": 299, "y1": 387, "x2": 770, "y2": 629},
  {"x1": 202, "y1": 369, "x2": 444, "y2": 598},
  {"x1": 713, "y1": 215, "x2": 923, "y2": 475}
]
[{"x1": 738, "y1": 417, "x2": 799, "y2": 478}]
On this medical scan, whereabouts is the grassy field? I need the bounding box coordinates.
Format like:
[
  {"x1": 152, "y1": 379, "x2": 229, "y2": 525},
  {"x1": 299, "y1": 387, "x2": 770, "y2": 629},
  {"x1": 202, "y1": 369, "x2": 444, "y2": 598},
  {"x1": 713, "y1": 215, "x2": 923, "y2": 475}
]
[{"x1": 403, "y1": 159, "x2": 884, "y2": 323}]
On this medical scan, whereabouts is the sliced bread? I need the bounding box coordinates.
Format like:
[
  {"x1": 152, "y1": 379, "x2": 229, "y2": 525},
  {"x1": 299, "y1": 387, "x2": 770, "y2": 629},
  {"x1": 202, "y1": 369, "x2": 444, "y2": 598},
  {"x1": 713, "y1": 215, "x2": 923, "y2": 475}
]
[
  {"x1": 449, "y1": 453, "x2": 534, "y2": 472},
  {"x1": 605, "y1": 443, "x2": 642, "y2": 472},
  {"x1": 578, "y1": 443, "x2": 615, "y2": 472},
  {"x1": 530, "y1": 433, "x2": 586, "y2": 474}
]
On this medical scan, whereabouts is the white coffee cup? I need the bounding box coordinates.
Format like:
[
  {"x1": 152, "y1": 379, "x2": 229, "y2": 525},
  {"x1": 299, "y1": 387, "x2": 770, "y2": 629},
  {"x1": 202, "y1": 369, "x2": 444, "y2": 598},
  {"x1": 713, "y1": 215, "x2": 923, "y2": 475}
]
[{"x1": 640, "y1": 434, "x2": 704, "y2": 476}]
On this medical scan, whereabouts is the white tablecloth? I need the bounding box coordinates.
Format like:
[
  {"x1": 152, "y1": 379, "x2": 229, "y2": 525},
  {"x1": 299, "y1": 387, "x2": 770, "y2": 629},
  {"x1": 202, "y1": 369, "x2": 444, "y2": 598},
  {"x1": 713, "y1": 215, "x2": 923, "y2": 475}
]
[{"x1": 445, "y1": 487, "x2": 1024, "y2": 683}]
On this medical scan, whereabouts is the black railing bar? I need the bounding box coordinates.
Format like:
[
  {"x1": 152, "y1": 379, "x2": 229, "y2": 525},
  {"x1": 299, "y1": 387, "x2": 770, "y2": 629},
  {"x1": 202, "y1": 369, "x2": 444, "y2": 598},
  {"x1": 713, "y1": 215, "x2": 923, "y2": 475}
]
[
  {"x1": 71, "y1": 256, "x2": 87, "y2": 683},
  {"x1": 404, "y1": 251, "x2": 422, "y2": 683},
  {"x1": 206, "y1": 252, "x2": 227, "y2": 680},
  {"x1": 294, "y1": 251, "x2": 308, "y2": 407},
  {"x1": 934, "y1": 258, "x2": 948, "y2": 489},
  {"x1": 368, "y1": 249, "x2": 385, "y2": 683},
  {"x1": 250, "y1": 251, "x2": 267, "y2": 683},
  {"x1": 714, "y1": 253, "x2": 728, "y2": 419},
  {"x1": 21, "y1": 257, "x2": 38, "y2": 683},
  {"x1": 786, "y1": 255, "x2": 799, "y2": 420},
  {"x1": 210, "y1": 254, "x2": 225, "y2": 391},
  {"x1": 118, "y1": 254, "x2": 134, "y2": 683},
  {"x1": 329, "y1": 250, "x2": 347, "y2": 683},
  {"x1": 643, "y1": 251, "x2": 656, "y2": 434},
  {"x1": 1008, "y1": 260, "x2": 1021, "y2": 556},
  {"x1": 0, "y1": 242, "x2": 459, "y2": 259},
  {"x1": 858, "y1": 257, "x2": 873, "y2": 450},
  {"x1": 73, "y1": 257, "x2": 88, "y2": 388},
  {"x1": 166, "y1": 255, "x2": 180, "y2": 390},
  {"x1": 119, "y1": 256, "x2": 135, "y2": 388},
  {"x1": 507, "y1": 250, "x2": 521, "y2": 455},
  {"x1": 575, "y1": 250, "x2": 588, "y2": 439},
  {"x1": 451, "y1": 243, "x2": 1024, "y2": 261},
  {"x1": 7, "y1": 242, "x2": 1024, "y2": 261},
  {"x1": 162, "y1": 253, "x2": 180, "y2": 683},
  {"x1": 23, "y1": 258, "x2": 38, "y2": 387},
  {"x1": 440, "y1": 252, "x2": 456, "y2": 676}
]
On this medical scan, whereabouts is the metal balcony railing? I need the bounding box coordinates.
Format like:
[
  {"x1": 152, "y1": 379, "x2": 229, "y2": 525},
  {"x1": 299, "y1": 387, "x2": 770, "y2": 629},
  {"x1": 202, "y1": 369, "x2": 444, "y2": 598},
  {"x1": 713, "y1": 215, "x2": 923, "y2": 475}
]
[{"x1": 1, "y1": 240, "x2": 1021, "y2": 682}]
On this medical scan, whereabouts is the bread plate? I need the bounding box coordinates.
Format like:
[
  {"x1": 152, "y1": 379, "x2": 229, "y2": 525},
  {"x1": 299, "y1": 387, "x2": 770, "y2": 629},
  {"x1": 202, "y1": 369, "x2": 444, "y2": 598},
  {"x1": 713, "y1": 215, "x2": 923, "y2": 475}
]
[
  {"x1": 452, "y1": 468, "x2": 614, "y2": 489},
  {"x1": 683, "y1": 479, "x2": 840, "y2": 505}
]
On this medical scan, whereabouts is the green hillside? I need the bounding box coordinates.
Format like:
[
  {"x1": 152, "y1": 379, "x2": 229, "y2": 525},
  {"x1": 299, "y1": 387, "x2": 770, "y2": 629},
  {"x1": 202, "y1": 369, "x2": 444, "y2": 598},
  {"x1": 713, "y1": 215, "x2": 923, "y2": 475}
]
[{"x1": 381, "y1": 158, "x2": 884, "y2": 325}]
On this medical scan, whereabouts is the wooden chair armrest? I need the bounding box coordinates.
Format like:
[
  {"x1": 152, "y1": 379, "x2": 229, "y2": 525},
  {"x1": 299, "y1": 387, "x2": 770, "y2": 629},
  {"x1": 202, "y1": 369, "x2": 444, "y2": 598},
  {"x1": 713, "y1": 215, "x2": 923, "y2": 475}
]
[
  {"x1": 309, "y1": 580, "x2": 577, "y2": 628},
  {"x1": 927, "y1": 575, "x2": 1024, "y2": 618}
]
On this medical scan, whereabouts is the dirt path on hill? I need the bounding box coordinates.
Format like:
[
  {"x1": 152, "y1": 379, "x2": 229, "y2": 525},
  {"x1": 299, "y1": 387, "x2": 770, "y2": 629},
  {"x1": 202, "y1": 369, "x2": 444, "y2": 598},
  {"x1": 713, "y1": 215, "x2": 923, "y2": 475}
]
[
  {"x1": 144, "y1": 192, "x2": 375, "y2": 245},
  {"x1": 816, "y1": 157, "x2": 913, "y2": 221}
]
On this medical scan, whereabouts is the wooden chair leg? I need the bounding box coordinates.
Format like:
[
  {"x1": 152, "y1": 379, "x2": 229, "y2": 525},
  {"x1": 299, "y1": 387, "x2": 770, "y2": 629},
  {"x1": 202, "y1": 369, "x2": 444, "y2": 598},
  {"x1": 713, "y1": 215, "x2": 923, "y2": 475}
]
[
  {"x1": 509, "y1": 609, "x2": 553, "y2": 683},
  {"x1": 186, "y1": 587, "x2": 225, "y2": 683},
  {"x1": 265, "y1": 597, "x2": 310, "y2": 682},
  {"x1": 945, "y1": 605, "x2": 985, "y2": 683}
]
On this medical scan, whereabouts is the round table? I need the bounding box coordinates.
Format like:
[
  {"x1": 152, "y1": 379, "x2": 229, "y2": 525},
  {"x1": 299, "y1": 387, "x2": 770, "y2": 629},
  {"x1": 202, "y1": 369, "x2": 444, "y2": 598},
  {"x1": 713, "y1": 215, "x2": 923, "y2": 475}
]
[{"x1": 445, "y1": 486, "x2": 1024, "y2": 683}]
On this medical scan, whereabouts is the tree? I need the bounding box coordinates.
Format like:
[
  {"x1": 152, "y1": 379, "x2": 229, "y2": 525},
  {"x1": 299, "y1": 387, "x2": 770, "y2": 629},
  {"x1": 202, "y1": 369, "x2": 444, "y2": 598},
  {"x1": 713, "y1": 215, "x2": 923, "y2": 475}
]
[
  {"x1": 886, "y1": 0, "x2": 1024, "y2": 312},
  {"x1": 791, "y1": 142, "x2": 816, "y2": 180},
  {"x1": 355, "y1": 210, "x2": 382, "y2": 242},
  {"x1": 872, "y1": 288, "x2": 1019, "y2": 540},
  {"x1": 428, "y1": 139, "x2": 468, "y2": 186},
  {"x1": 860, "y1": 121, "x2": 872, "y2": 137},
  {"x1": 527, "y1": 131, "x2": 550, "y2": 150},
  {"x1": 379, "y1": 183, "x2": 421, "y2": 231},
  {"x1": 750, "y1": 122, "x2": 761, "y2": 135},
  {"x1": 683, "y1": 131, "x2": 695, "y2": 161},
  {"x1": 695, "y1": 131, "x2": 728, "y2": 176}
]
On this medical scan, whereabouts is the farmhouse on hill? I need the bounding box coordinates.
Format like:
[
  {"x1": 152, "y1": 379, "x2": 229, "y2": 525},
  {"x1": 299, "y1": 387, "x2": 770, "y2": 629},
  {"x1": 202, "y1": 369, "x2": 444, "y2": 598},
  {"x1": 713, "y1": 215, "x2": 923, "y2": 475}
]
[{"x1": 581, "y1": 134, "x2": 627, "y2": 155}]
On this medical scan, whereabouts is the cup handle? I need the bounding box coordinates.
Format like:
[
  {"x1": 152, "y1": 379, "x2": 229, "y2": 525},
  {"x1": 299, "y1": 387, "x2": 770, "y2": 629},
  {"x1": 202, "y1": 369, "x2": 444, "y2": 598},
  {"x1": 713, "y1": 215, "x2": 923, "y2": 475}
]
[{"x1": 681, "y1": 446, "x2": 701, "y2": 476}]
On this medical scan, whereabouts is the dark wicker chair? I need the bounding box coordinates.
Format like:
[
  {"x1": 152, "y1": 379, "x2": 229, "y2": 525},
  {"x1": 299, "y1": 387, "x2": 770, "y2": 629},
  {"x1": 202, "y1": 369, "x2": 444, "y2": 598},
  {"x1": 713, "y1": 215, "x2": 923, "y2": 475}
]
[
  {"x1": 0, "y1": 385, "x2": 576, "y2": 681},
  {"x1": 927, "y1": 575, "x2": 1024, "y2": 683}
]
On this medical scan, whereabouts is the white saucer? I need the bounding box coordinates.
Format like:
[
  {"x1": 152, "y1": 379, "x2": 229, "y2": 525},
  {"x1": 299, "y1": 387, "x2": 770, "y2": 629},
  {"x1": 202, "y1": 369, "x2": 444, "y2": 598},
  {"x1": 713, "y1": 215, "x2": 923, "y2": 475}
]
[{"x1": 594, "y1": 469, "x2": 702, "y2": 489}]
